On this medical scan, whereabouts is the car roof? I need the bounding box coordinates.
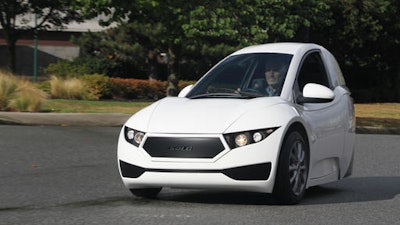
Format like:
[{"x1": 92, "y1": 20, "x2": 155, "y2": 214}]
[{"x1": 231, "y1": 42, "x2": 322, "y2": 55}]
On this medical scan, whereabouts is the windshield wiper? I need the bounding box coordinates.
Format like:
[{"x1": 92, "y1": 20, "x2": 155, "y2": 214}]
[
  {"x1": 237, "y1": 90, "x2": 265, "y2": 98},
  {"x1": 189, "y1": 90, "x2": 264, "y2": 99},
  {"x1": 188, "y1": 92, "x2": 242, "y2": 99}
]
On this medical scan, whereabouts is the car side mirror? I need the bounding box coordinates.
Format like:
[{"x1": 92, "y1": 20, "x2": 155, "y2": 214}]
[
  {"x1": 178, "y1": 85, "x2": 194, "y2": 97},
  {"x1": 297, "y1": 83, "x2": 334, "y2": 104}
]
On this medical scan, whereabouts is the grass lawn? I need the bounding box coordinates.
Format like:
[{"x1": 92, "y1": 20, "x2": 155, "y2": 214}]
[
  {"x1": 355, "y1": 103, "x2": 400, "y2": 128},
  {"x1": 42, "y1": 99, "x2": 400, "y2": 128},
  {"x1": 41, "y1": 99, "x2": 152, "y2": 114}
]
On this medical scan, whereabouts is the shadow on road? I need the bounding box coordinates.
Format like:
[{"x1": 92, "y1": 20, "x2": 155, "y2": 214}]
[
  {"x1": 152, "y1": 176, "x2": 400, "y2": 205},
  {"x1": 303, "y1": 176, "x2": 400, "y2": 205},
  {"x1": 15, "y1": 176, "x2": 397, "y2": 210}
]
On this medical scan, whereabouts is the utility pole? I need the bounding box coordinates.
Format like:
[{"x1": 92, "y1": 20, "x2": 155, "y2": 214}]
[{"x1": 33, "y1": 13, "x2": 38, "y2": 82}]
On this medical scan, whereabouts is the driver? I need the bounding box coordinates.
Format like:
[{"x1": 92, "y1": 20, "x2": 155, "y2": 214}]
[{"x1": 264, "y1": 61, "x2": 287, "y2": 96}]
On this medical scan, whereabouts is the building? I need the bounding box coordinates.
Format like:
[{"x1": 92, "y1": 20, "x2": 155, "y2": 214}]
[{"x1": 0, "y1": 15, "x2": 114, "y2": 77}]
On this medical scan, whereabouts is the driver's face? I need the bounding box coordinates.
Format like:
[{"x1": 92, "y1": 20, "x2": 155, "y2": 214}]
[{"x1": 265, "y1": 68, "x2": 281, "y2": 85}]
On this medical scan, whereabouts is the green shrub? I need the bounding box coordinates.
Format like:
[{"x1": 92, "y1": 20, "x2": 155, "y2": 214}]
[
  {"x1": 8, "y1": 81, "x2": 47, "y2": 112},
  {"x1": 81, "y1": 74, "x2": 114, "y2": 99},
  {"x1": 36, "y1": 79, "x2": 51, "y2": 93},
  {"x1": 111, "y1": 78, "x2": 167, "y2": 100},
  {"x1": 44, "y1": 60, "x2": 90, "y2": 78},
  {"x1": 50, "y1": 76, "x2": 93, "y2": 100},
  {"x1": 110, "y1": 78, "x2": 197, "y2": 100}
]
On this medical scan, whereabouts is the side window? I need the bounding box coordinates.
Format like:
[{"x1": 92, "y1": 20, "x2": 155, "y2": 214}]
[{"x1": 297, "y1": 52, "x2": 330, "y2": 92}]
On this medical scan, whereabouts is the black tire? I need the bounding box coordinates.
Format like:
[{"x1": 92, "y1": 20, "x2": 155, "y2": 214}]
[
  {"x1": 273, "y1": 131, "x2": 309, "y2": 204},
  {"x1": 130, "y1": 187, "x2": 162, "y2": 198}
]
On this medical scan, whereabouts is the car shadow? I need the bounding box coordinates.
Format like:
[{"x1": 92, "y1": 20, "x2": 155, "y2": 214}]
[
  {"x1": 155, "y1": 176, "x2": 400, "y2": 205},
  {"x1": 302, "y1": 176, "x2": 400, "y2": 205},
  {"x1": 158, "y1": 189, "x2": 275, "y2": 205}
]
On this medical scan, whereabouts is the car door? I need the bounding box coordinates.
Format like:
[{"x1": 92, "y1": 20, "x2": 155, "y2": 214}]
[{"x1": 294, "y1": 51, "x2": 347, "y2": 184}]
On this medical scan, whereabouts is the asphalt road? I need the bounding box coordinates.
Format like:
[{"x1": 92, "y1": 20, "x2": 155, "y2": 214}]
[{"x1": 0, "y1": 126, "x2": 399, "y2": 225}]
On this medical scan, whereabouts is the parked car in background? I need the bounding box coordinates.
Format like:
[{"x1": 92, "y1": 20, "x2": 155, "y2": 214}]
[{"x1": 117, "y1": 43, "x2": 355, "y2": 204}]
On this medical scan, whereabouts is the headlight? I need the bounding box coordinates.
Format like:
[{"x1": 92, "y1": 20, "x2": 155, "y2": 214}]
[
  {"x1": 253, "y1": 132, "x2": 263, "y2": 142},
  {"x1": 224, "y1": 127, "x2": 279, "y2": 149},
  {"x1": 124, "y1": 126, "x2": 146, "y2": 147},
  {"x1": 235, "y1": 134, "x2": 248, "y2": 147}
]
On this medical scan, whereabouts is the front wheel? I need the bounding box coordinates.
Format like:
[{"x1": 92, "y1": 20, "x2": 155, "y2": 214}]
[
  {"x1": 130, "y1": 187, "x2": 162, "y2": 198},
  {"x1": 273, "y1": 131, "x2": 309, "y2": 204}
]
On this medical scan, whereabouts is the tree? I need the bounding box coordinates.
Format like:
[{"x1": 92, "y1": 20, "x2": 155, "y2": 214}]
[
  {"x1": 0, "y1": 0, "x2": 85, "y2": 73},
  {"x1": 84, "y1": 0, "x2": 332, "y2": 75},
  {"x1": 314, "y1": 0, "x2": 400, "y2": 102},
  {"x1": 181, "y1": 0, "x2": 333, "y2": 67},
  {"x1": 79, "y1": 0, "x2": 201, "y2": 90},
  {"x1": 79, "y1": 0, "x2": 400, "y2": 101},
  {"x1": 71, "y1": 24, "x2": 158, "y2": 78}
]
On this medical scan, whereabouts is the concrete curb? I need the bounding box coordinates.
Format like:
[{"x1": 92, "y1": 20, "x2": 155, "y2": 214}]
[
  {"x1": 355, "y1": 126, "x2": 400, "y2": 135},
  {"x1": 0, "y1": 112, "x2": 399, "y2": 134},
  {"x1": 0, "y1": 112, "x2": 130, "y2": 127}
]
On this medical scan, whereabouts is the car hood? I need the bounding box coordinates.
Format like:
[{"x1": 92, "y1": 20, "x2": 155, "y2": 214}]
[{"x1": 127, "y1": 97, "x2": 286, "y2": 134}]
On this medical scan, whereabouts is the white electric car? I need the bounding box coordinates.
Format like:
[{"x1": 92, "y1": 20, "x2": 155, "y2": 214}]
[{"x1": 117, "y1": 43, "x2": 355, "y2": 204}]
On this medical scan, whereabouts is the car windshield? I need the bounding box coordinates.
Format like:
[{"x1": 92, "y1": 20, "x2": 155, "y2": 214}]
[{"x1": 187, "y1": 53, "x2": 293, "y2": 99}]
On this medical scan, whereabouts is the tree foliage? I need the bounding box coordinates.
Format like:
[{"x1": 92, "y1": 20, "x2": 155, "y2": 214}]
[
  {"x1": 76, "y1": 0, "x2": 335, "y2": 79},
  {"x1": 317, "y1": 0, "x2": 400, "y2": 101},
  {"x1": 73, "y1": 0, "x2": 400, "y2": 101}
]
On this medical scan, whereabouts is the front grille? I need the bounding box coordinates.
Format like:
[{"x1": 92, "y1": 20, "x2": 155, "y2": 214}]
[{"x1": 143, "y1": 137, "x2": 225, "y2": 158}]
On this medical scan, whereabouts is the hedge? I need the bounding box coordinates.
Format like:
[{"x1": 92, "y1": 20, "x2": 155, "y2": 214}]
[{"x1": 110, "y1": 78, "x2": 196, "y2": 100}]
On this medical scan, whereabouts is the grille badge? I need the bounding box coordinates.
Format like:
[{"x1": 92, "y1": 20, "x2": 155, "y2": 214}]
[{"x1": 168, "y1": 146, "x2": 193, "y2": 151}]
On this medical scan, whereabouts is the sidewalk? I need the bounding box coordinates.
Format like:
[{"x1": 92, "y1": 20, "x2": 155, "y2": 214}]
[{"x1": 0, "y1": 111, "x2": 399, "y2": 134}]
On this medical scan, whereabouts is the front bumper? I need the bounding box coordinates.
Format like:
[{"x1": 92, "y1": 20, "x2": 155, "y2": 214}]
[{"x1": 117, "y1": 129, "x2": 284, "y2": 193}]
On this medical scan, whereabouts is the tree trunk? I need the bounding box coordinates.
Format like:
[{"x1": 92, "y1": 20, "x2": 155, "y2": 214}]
[
  {"x1": 147, "y1": 50, "x2": 159, "y2": 80},
  {"x1": 166, "y1": 47, "x2": 178, "y2": 96},
  {"x1": 2, "y1": 27, "x2": 18, "y2": 73},
  {"x1": 6, "y1": 38, "x2": 17, "y2": 73},
  {"x1": 396, "y1": 60, "x2": 400, "y2": 102}
]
